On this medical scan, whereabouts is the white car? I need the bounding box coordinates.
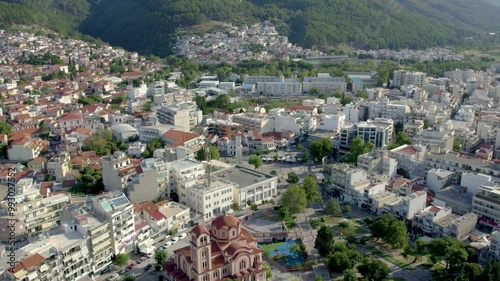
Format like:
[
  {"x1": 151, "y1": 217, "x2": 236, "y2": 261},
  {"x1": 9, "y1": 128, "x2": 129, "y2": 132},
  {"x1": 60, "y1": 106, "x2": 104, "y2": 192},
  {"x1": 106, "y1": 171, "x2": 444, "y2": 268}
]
[
  {"x1": 178, "y1": 233, "x2": 187, "y2": 239},
  {"x1": 171, "y1": 237, "x2": 179, "y2": 243},
  {"x1": 164, "y1": 241, "x2": 173, "y2": 248},
  {"x1": 108, "y1": 274, "x2": 119, "y2": 281}
]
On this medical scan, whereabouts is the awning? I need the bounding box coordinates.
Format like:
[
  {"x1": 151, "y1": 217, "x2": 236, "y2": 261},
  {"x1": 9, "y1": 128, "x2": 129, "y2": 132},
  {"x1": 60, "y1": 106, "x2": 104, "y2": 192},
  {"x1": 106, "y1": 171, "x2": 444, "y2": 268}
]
[{"x1": 140, "y1": 246, "x2": 156, "y2": 254}]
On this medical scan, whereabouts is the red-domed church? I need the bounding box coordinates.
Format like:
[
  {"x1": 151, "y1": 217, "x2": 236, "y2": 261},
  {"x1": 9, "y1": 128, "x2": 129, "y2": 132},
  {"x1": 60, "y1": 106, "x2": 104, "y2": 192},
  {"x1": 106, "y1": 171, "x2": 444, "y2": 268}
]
[{"x1": 163, "y1": 214, "x2": 267, "y2": 281}]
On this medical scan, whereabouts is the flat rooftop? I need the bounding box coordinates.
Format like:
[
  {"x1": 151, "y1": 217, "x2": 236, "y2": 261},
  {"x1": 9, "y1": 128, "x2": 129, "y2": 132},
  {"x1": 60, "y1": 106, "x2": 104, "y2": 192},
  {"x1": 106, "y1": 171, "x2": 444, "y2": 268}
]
[
  {"x1": 190, "y1": 177, "x2": 233, "y2": 193},
  {"x1": 435, "y1": 186, "x2": 473, "y2": 207},
  {"x1": 48, "y1": 231, "x2": 86, "y2": 250},
  {"x1": 212, "y1": 165, "x2": 275, "y2": 188},
  {"x1": 243, "y1": 218, "x2": 285, "y2": 233},
  {"x1": 161, "y1": 202, "x2": 188, "y2": 218}
]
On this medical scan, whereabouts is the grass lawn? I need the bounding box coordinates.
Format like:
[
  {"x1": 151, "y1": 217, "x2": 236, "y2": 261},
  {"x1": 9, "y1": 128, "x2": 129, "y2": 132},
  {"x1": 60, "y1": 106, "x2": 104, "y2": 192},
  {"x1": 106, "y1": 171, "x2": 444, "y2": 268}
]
[
  {"x1": 284, "y1": 216, "x2": 296, "y2": 229},
  {"x1": 354, "y1": 225, "x2": 370, "y2": 235},
  {"x1": 259, "y1": 241, "x2": 286, "y2": 253}
]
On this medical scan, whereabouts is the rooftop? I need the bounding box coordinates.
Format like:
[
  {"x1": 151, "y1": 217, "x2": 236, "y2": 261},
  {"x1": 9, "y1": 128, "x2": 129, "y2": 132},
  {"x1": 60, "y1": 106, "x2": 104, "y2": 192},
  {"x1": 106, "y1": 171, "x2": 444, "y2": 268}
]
[
  {"x1": 47, "y1": 230, "x2": 86, "y2": 250},
  {"x1": 212, "y1": 165, "x2": 275, "y2": 188},
  {"x1": 190, "y1": 177, "x2": 234, "y2": 193}
]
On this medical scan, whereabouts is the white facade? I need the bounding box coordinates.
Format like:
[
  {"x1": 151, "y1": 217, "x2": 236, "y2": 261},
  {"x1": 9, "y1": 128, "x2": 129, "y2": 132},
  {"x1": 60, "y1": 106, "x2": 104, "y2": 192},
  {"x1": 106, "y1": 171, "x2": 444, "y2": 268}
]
[
  {"x1": 303, "y1": 74, "x2": 347, "y2": 92},
  {"x1": 426, "y1": 168, "x2": 454, "y2": 192},
  {"x1": 393, "y1": 70, "x2": 426, "y2": 88},
  {"x1": 461, "y1": 172, "x2": 492, "y2": 195},
  {"x1": 101, "y1": 151, "x2": 136, "y2": 192},
  {"x1": 156, "y1": 102, "x2": 202, "y2": 132},
  {"x1": 257, "y1": 79, "x2": 302, "y2": 96},
  {"x1": 184, "y1": 177, "x2": 235, "y2": 219}
]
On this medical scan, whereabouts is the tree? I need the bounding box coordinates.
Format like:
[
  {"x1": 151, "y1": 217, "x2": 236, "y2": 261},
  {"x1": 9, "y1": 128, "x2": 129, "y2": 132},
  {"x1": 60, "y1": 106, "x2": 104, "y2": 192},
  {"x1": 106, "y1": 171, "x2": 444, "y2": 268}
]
[
  {"x1": 338, "y1": 222, "x2": 356, "y2": 245},
  {"x1": 231, "y1": 202, "x2": 240, "y2": 211},
  {"x1": 342, "y1": 137, "x2": 374, "y2": 165},
  {"x1": 287, "y1": 172, "x2": 300, "y2": 184},
  {"x1": 248, "y1": 154, "x2": 263, "y2": 169},
  {"x1": 343, "y1": 269, "x2": 357, "y2": 281},
  {"x1": 342, "y1": 205, "x2": 351, "y2": 215},
  {"x1": 325, "y1": 199, "x2": 342, "y2": 217},
  {"x1": 309, "y1": 87, "x2": 320, "y2": 96},
  {"x1": 121, "y1": 275, "x2": 136, "y2": 281},
  {"x1": 385, "y1": 220, "x2": 409, "y2": 249},
  {"x1": 264, "y1": 264, "x2": 272, "y2": 279},
  {"x1": 115, "y1": 253, "x2": 129, "y2": 267},
  {"x1": 456, "y1": 262, "x2": 484, "y2": 281},
  {"x1": 428, "y1": 236, "x2": 468, "y2": 270},
  {"x1": 303, "y1": 174, "x2": 321, "y2": 202},
  {"x1": 423, "y1": 119, "x2": 431, "y2": 129},
  {"x1": 315, "y1": 275, "x2": 323, "y2": 281},
  {"x1": 195, "y1": 146, "x2": 220, "y2": 161},
  {"x1": 0, "y1": 144, "x2": 7, "y2": 158},
  {"x1": 402, "y1": 238, "x2": 428, "y2": 263},
  {"x1": 279, "y1": 207, "x2": 290, "y2": 219},
  {"x1": 369, "y1": 213, "x2": 393, "y2": 241},
  {"x1": 154, "y1": 249, "x2": 168, "y2": 265},
  {"x1": 481, "y1": 261, "x2": 500, "y2": 281},
  {"x1": 387, "y1": 131, "x2": 412, "y2": 150},
  {"x1": 250, "y1": 204, "x2": 258, "y2": 211},
  {"x1": 357, "y1": 258, "x2": 390, "y2": 281},
  {"x1": 282, "y1": 184, "x2": 307, "y2": 214},
  {"x1": 327, "y1": 251, "x2": 354, "y2": 273},
  {"x1": 297, "y1": 144, "x2": 304, "y2": 151},
  {"x1": 310, "y1": 138, "x2": 333, "y2": 162},
  {"x1": 0, "y1": 123, "x2": 12, "y2": 135},
  {"x1": 453, "y1": 137, "x2": 462, "y2": 153},
  {"x1": 315, "y1": 225, "x2": 335, "y2": 257}
]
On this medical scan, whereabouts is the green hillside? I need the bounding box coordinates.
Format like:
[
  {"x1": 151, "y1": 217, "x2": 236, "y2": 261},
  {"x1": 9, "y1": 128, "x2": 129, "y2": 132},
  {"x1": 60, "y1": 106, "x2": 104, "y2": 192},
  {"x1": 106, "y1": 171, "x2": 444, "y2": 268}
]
[{"x1": 0, "y1": 0, "x2": 499, "y2": 57}]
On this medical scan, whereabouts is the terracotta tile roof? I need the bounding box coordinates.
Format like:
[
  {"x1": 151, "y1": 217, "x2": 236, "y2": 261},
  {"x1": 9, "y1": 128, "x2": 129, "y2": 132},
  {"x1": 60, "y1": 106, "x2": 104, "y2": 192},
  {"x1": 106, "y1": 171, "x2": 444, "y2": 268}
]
[
  {"x1": 150, "y1": 211, "x2": 166, "y2": 221},
  {"x1": 191, "y1": 224, "x2": 210, "y2": 237},
  {"x1": 135, "y1": 221, "x2": 148, "y2": 231},
  {"x1": 211, "y1": 214, "x2": 240, "y2": 229},
  {"x1": 140, "y1": 201, "x2": 159, "y2": 214},
  {"x1": 132, "y1": 202, "x2": 142, "y2": 214},
  {"x1": 60, "y1": 112, "x2": 82, "y2": 121},
  {"x1": 39, "y1": 181, "x2": 54, "y2": 196},
  {"x1": 162, "y1": 130, "x2": 202, "y2": 147},
  {"x1": 13, "y1": 253, "x2": 45, "y2": 273}
]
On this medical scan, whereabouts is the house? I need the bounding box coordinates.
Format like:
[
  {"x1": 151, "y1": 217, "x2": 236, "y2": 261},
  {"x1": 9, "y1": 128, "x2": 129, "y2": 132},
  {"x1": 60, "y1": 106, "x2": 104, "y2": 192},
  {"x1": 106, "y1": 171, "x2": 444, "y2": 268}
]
[
  {"x1": 27, "y1": 156, "x2": 47, "y2": 171},
  {"x1": 7, "y1": 137, "x2": 45, "y2": 161},
  {"x1": 163, "y1": 214, "x2": 266, "y2": 281},
  {"x1": 59, "y1": 112, "x2": 83, "y2": 136}
]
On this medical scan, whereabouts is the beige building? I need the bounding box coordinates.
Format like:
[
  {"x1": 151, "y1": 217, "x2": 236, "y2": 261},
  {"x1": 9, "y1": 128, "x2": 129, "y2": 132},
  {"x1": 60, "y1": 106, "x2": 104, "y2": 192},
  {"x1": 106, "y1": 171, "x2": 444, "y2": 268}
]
[
  {"x1": 164, "y1": 214, "x2": 266, "y2": 281},
  {"x1": 47, "y1": 151, "x2": 71, "y2": 181},
  {"x1": 101, "y1": 151, "x2": 137, "y2": 192},
  {"x1": 157, "y1": 102, "x2": 203, "y2": 132},
  {"x1": 7, "y1": 137, "x2": 44, "y2": 161}
]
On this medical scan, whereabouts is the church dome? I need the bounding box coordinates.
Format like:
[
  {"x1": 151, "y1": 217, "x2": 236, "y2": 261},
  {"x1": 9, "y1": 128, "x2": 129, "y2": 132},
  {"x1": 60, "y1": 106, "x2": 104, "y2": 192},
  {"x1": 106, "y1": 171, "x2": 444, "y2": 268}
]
[{"x1": 211, "y1": 214, "x2": 240, "y2": 230}]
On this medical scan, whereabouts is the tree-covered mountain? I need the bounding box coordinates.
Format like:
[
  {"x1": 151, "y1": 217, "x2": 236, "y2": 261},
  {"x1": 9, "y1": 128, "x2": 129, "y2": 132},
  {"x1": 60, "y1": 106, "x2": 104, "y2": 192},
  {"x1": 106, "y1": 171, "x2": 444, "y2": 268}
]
[{"x1": 1, "y1": 0, "x2": 499, "y2": 57}]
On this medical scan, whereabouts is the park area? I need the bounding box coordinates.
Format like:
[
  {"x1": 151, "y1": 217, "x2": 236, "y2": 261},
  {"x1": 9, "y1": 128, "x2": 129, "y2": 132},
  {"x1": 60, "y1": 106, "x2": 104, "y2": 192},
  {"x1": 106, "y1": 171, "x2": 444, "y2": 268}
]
[{"x1": 259, "y1": 239, "x2": 314, "y2": 271}]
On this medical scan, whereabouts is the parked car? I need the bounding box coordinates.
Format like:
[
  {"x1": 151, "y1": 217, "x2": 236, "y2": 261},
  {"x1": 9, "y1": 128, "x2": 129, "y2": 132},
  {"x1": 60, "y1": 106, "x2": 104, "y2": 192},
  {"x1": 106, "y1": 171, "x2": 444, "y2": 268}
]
[
  {"x1": 146, "y1": 252, "x2": 154, "y2": 258},
  {"x1": 171, "y1": 237, "x2": 179, "y2": 243},
  {"x1": 118, "y1": 269, "x2": 127, "y2": 274},
  {"x1": 108, "y1": 274, "x2": 119, "y2": 281},
  {"x1": 164, "y1": 241, "x2": 172, "y2": 248},
  {"x1": 178, "y1": 233, "x2": 187, "y2": 239},
  {"x1": 128, "y1": 262, "x2": 137, "y2": 269},
  {"x1": 144, "y1": 264, "x2": 153, "y2": 271},
  {"x1": 138, "y1": 257, "x2": 148, "y2": 264}
]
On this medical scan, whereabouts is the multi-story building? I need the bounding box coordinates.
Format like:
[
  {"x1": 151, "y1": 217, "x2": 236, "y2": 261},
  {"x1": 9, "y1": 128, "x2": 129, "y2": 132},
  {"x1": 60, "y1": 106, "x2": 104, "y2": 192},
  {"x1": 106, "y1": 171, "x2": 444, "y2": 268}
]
[
  {"x1": 92, "y1": 192, "x2": 136, "y2": 255},
  {"x1": 61, "y1": 204, "x2": 113, "y2": 276},
  {"x1": 324, "y1": 163, "x2": 370, "y2": 204},
  {"x1": 101, "y1": 151, "x2": 137, "y2": 192},
  {"x1": 183, "y1": 176, "x2": 235, "y2": 219},
  {"x1": 168, "y1": 158, "x2": 205, "y2": 194},
  {"x1": 162, "y1": 130, "x2": 205, "y2": 156},
  {"x1": 243, "y1": 75, "x2": 284, "y2": 84},
  {"x1": 339, "y1": 118, "x2": 393, "y2": 154},
  {"x1": 207, "y1": 119, "x2": 245, "y2": 138},
  {"x1": 362, "y1": 102, "x2": 410, "y2": 124},
  {"x1": 7, "y1": 137, "x2": 45, "y2": 161},
  {"x1": 404, "y1": 120, "x2": 425, "y2": 138},
  {"x1": 426, "y1": 168, "x2": 454, "y2": 192},
  {"x1": 59, "y1": 112, "x2": 84, "y2": 136},
  {"x1": 413, "y1": 128, "x2": 454, "y2": 154},
  {"x1": 472, "y1": 183, "x2": 500, "y2": 229},
  {"x1": 357, "y1": 150, "x2": 397, "y2": 177},
  {"x1": 231, "y1": 113, "x2": 269, "y2": 132},
  {"x1": 164, "y1": 214, "x2": 266, "y2": 281},
  {"x1": 212, "y1": 165, "x2": 278, "y2": 209},
  {"x1": 156, "y1": 102, "x2": 203, "y2": 132},
  {"x1": 383, "y1": 191, "x2": 427, "y2": 220},
  {"x1": 138, "y1": 124, "x2": 179, "y2": 143},
  {"x1": 128, "y1": 142, "x2": 147, "y2": 157},
  {"x1": 302, "y1": 74, "x2": 347, "y2": 93},
  {"x1": 0, "y1": 178, "x2": 70, "y2": 242},
  {"x1": 46, "y1": 151, "x2": 71, "y2": 181},
  {"x1": 393, "y1": 70, "x2": 427, "y2": 88},
  {"x1": 414, "y1": 206, "x2": 477, "y2": 239},
  {"x1": 257, "y1": 79, "x2": 302, "y2": 96}
]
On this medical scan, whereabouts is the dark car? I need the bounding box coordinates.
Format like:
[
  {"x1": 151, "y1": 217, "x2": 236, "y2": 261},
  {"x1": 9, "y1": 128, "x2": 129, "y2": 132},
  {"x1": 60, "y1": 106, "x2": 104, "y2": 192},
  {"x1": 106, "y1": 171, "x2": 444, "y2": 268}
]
[{"x1": 144, "y1": 264, "x2": 153, "y2": 271}]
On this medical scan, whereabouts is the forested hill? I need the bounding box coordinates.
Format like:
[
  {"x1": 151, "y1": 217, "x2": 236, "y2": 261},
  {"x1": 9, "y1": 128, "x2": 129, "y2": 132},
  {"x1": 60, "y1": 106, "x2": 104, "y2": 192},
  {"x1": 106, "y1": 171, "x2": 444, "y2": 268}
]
[{"x1": 0, "y1": 0, "x2": 499, "y2": 57}]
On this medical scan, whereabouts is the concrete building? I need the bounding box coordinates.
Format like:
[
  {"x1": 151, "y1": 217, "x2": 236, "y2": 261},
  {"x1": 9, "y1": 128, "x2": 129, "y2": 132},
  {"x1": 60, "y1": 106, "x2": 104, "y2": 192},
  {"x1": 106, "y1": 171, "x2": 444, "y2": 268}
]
[
  {"x1": 472, "y1": 183, "x2": 500, "y2": 229},
  {"x1": 212, "y1": 165, "x2": 278, "y2": 209},
  {"x1": 362, "y1": 102, "x2": 410, "y2": 124},
  {"x1": 164, "y1": 214, "x2": 266, "y2": 281},
  {"x1": 302, "y1": 74, "x2": 347, "y2": 93},
  {"x1": 0, "y1": 178, "x2": 70, "y2": 242},
  {"x1": 257, "y1": 79, "x2": 302, "y2": 96},
  {"x1": 324, "y1": 163, "x2": 370, "y2": 203},
  {"x1": 231, "y1": 113, "x2": 269, "y2": 132},
  {"x1": 404, "y1": 120, "x2": 425, "y2": 138},
  {"x1": 59, "y1": 112, "x2": 84, "y2": 136},
  {"x1": 434, "y1": 186, "x2": 473, "y2": 216},
  {"x1": 92, "y1": 192, "x2": 136, "y2": 255},
  {"x1": 393, "y1": 70, "x2": 426, "y2": 88},
  {"x1": 109, "y1": 123, "x2": 138, "y2": 142},
  {"x1": 8, "y1": 137, "x2": 44, "y2": 161},
  {"x1": 413, "y1": 128, "x2": 454, "y2": 154},
  {"x1": 138, "y1": 124, "x2": 179, "y2": 143},
  {"x1": 414, "y1": 206, "x2": 477, "y2": 239},
  {"x1": 243, "y1": 75, "x2": 284, "y2": 84},
  {"x1": 383, "y1": 191, "x2": 427, "y2": 220},
  {"x1": 46, "y1": 151, "x2": 71, "y2": 181},
  {"x1": 182, "y1": 176, "x2": 235, "y2": 219},
  {"x1": 461, "y1": 173, "x2": 493, "y2": 195},
  {"x1": 426, "y1": 169, "x2": 454, "y2": 192},
  {"x1": 127, "y1": 142, "x2": 147, "y2": 157},
  {"x1": 101, "y1": 151, "x2": 137, "y2": 192},
  {"x1": 168, "y1": 158, "x2": 205, "y2": 195},
  {"x1": 358, "y1": 150, "x2": 397, "y2": 177},
  {"x1": 339, "y1": 118, "x2": 393, "y2": 154},
  {"x1": 156, "y1": 102, "x2": 203, "y2": 132}
]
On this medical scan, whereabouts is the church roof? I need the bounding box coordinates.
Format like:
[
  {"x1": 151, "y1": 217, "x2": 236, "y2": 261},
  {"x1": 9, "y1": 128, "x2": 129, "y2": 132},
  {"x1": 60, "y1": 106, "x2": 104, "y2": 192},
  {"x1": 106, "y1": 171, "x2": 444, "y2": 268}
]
[{"x1": 212, "y1": 214, "x2": 240, "y2": 229}]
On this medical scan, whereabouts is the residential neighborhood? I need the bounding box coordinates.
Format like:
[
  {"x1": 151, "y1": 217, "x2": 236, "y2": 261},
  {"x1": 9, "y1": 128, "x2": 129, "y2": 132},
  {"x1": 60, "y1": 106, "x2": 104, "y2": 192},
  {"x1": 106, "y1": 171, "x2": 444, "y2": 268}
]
[{"x1": 0, "y1": 24, "x2": 500, "y2": 281}]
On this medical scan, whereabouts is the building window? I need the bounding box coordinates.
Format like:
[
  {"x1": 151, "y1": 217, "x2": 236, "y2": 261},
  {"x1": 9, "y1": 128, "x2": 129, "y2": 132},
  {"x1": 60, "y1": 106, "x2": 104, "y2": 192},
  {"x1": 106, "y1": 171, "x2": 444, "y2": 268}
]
[
  {"x1": 203, "y1": 275, "x2": 208, "y2": 281},
  {"x1": 223, "y1": 268, "x2": 228, "y2": 275},
  {"x1": 240, "y1": 260, "x2": 246, "y2": 270},
  {"x1": 232, "y1": 230, "x2": 235, "y2": 237}
]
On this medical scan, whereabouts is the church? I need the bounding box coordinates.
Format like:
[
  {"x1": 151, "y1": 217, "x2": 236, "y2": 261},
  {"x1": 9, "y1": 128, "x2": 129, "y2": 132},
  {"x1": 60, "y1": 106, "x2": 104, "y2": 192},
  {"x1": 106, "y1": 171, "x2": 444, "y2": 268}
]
[{"x1": 163, "y1": 214, "x2": 267, "y2": 281}]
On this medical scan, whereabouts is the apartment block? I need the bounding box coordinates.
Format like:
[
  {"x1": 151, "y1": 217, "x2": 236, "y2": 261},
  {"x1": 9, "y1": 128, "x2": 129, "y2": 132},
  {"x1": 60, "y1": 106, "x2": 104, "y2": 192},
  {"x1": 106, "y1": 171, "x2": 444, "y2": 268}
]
[
  {"x1": 243, "y1": 75, "x2": 284, "y2": 84},
  {"x1": 413, "y1": 128, "x2": 454, "y2": 154},
  {"x1": 231, "y1": 113, "x2": 269, "y2": 132},
  {"x1": 101, "y1": 151, "x2": 137, "y2": 192},
  {"x1": 414, "y1": 206, "x2": 477, "y2": 239},
  {"x1": 46, "y1": 151, "x2": 71, "y2": 181},
  {"x1": 257, "y1": 79, "x2": 302, "y2": 96},
  {"x1": 92, "y1": 192, "x2": 136, "y2": 255},
  {"x1": 362, "y1": 102, "x2": 410, "y2": 124},
  {"x1": 8, "y1": 137, "x2": 45, "y2": 161},
  {"x1": 302, "y1": 73, "x2": 347, "y2": 93},
  {"x1": 183, "y1": 176, "x2": 235, "y2": 219},
  {"x1": 358, "y1": 150, "x2": 397, "y2": 177},
  {"x1": 393, "y1": 70, "x2": 427, "y2": 88},
  {"x1": 324, "y1": 163, "x2": 370, "y2": 203},
  {"x1": 472, "y1": 183, "x2": 500, "y2": 229},
  {"x1": 156, "y1": 102, "x2": 202, "y2": 132},
  {"x1": 383, "y1": 191, "x2": 427, "y2": 220},
  {"x1": 339, "y1": 118, "x2": 393, "y2": 154}
]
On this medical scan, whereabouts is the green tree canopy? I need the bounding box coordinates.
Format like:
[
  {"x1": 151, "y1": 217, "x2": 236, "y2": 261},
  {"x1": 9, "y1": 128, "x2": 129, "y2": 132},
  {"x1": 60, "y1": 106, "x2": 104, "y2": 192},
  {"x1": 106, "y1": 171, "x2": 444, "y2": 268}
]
[
  {"x1": 195, "y1": 146, "x2": 220, "y2": 161},
  {"x1": 402, "y1": 237, "x2": 428, "y2": 263},
  {"x1": 286, "y1": 171, "x2": 300, "y2": 184},
  {"x1": 357, "y1": 258, "x2": 390, "y2": 281},
  {"x1": 154, "y1": 249, "x2": 168, "y2": 265},
  {"x1": 302, "y1": 174, "x2": 321, "y2": 202},
  {"x1": 369, "y1": 213, "x2": 408, "y2": 249},
  {"x1": 248, "y1": 154, "x2": 263, "y2": 169},
  {"x1": 428, "y1": 236, "x2": 468, "y2": 271},
  {"x1": 282, "y1": 184, "x2": 307, "y2": 214},
  {"x1": 325, "y1": 199, "x2": 342, "y2": 217},
  {"x1": 310, "y1": 138, "x2": 333, "y2": 162},
  {"x1": 115, "y1": 253, "x2": 129, "y2": 267},
  {"x1": 315, "y1": 225, "x2": 335, "y2": 257},
  {"x1": 0, "y1": 122, "x2": 13, "y2": 135},
  {"x1": 342, "y1": 137, "x2": 374, "y2": 165}
]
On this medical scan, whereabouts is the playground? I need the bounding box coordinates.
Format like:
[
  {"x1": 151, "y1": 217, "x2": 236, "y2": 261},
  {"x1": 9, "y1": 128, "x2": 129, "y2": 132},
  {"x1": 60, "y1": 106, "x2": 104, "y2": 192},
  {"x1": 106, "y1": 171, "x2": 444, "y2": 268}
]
[{"x1": 258, "y1": 239, "x2": 309, "y2": 270}]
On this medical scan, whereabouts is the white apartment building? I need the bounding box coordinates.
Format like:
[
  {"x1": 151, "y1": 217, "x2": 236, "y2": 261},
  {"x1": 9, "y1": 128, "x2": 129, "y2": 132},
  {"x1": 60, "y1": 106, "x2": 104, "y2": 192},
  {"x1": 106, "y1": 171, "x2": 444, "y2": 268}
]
[
  {"x1": 156, "y1": 102, "x2": 202, "y2": 132},
  {"x1": 357, "y1": 150, "x2": 397, "y2": 177},
  {"x1": 339, "y1": 118, "x2": 393, "y2": 153},
  {"x1": 128, "y1": 142, "x2": 147, "y2": 157},
  {"x1": 59, "y1": 112, "x2": 84, "y2": 136},
  {"x1": 168, "y1": 158, "x2": 205, "y2": 194},
  {"x1": 383, "y1": 191, "x2": 427, "y2": 220},
  {"x1": 183, "y1": 177, "x2": 235, "y2": 219},
  {"x1": 414, "y1": 206, "x2": 477, "y2": 239},
  {"x1": 393, "y1": 70, "x2": 426, "y2": 88},
  {"x1": 472, "y1": 183, "x2": 500, "y2": 229},
  {"x1": 362, "y1": 102, "x2": 410, "y2": 124},
  {"x1": 212, "y1": 165, "x2": 278, "y2": 209},
  {"x1": 426, "y1": 168, "x2": 454, "y2": 192},
  {"x1": 0, "y1": 178, "x2": 70, "y2": 242},
  {"x1": 302, "y1": 73, "x2": 347, "y2": 93},
  {"x1": 324, "y1": 163, "x2": 370, "y2": 203},
  {"x1": 46, "y1": 151, "x2": 70, "y2": 181},
  {"x1": 138, "y1": 124, "x2": 179, "y2": 142},
  {"x1": 243, "y1": 75, "x2": 284, "y2": 84},
  {"x1": 101, "y1": 151, "x2": 137, "y2": 192},
  {"x1": 403, "y1": 120, "x2": 425, "y2": 138},
  {"x1": 231, "y1": 113, "x2": 270, "y2": 132},
  {"x1": 257, "y1": 79, "x2": 302, "y2": 96},
  {"x1": 413, "y1": 128, "x2": 454, "y2": 154},
  {"x1": 318, "y1": 114, "x2": 345, "y2": 133},
  {"x1": 92, "y1": 192, "x2": 136, "y2": 255},
  {"x1": 389, "y1": 144, "x2": 427, "y2": 179},
  {"x1": 7, "y1": 137, "x2": 44, "y2": 161}
]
